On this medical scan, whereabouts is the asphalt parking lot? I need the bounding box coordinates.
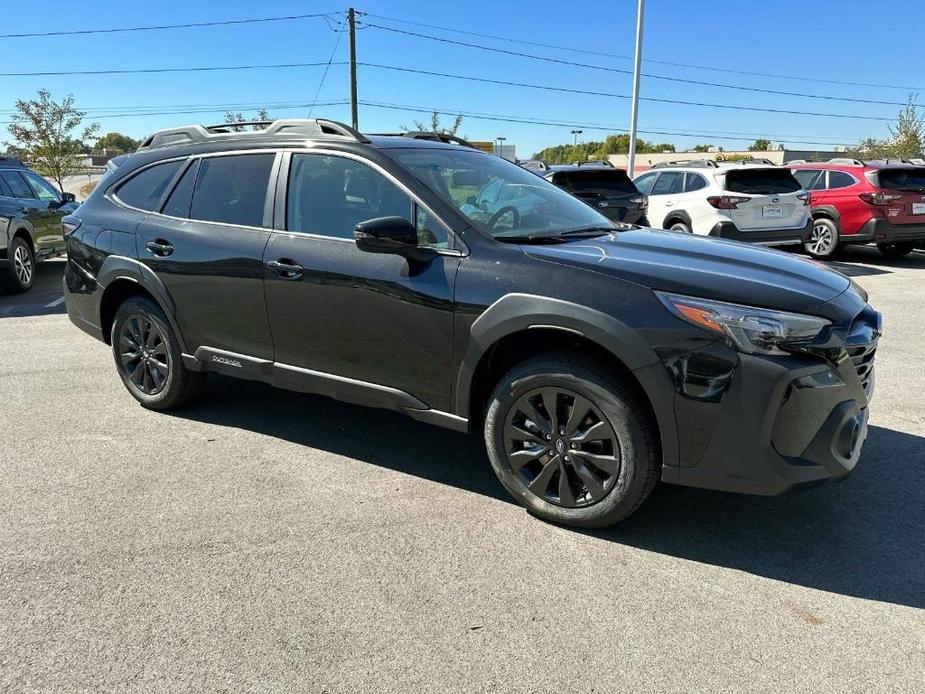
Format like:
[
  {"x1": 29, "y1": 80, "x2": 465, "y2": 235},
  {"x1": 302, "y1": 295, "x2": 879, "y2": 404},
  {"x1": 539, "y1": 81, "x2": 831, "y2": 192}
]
[{"x1": 1, "y1": 250, "x2": 923, "y2": 693}]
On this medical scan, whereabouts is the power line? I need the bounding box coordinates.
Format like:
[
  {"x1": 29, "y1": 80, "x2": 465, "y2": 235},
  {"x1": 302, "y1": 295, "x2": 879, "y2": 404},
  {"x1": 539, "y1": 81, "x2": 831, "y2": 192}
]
[
  {"x1": 0, "y1": 61, "x2": 347, "y2": 77},
  {"x1": 0, "y1": 12, "x2": 338, "y2": 39},
  {"x1": 357, "y1": 101, "x2": 853, "y2": 148},
  {"x1": 357, "y1": 11, "x2": 924, "y2": 92},
  {"x1": 308, "y1": 26, "x2": 346, "y2": 117},
  {"x1": 359, "y1": 63, "x2": 896, "y2": 122},
  {"x1": 360, "y1": 21, "x2": 911, "y2": 108}
]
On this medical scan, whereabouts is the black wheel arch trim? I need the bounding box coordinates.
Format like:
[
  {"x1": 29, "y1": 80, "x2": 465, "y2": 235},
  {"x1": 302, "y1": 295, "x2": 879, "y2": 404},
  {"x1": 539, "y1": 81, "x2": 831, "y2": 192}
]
[
  {"x1": 96, "y1": 255, "x2": 188, "y2": 353},
  {"x1": 811, "y1": 205, "x2": 841, "y2": 224},
  {"x1": 454, "y1": 293, "x2": 679, "y2": 467},
  {"x1": 662, "y1": 209, "x2": 692, "y2": 229}
]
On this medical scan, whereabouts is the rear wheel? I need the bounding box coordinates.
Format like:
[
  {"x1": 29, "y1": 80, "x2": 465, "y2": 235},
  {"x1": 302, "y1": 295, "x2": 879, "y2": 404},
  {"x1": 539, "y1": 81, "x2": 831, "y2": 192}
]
[
  {"x1": 484, "y1": 353, "x2": 659, "y2": 528},
  {"x1": 111, "y1": 296, "x2": 205, "y2": 410},
  {"x1": 804, "y1": 218, "x2": 840, "y2": 259},
  {"x1": 0, "y1": 236, "x2": 35, "y2": 294},
  {"x1": 877, "y1": 241, "x2": 916, "y2": 258},
  {"x1": 668, "y1": 220, "x2": 691, "y2": 233}
]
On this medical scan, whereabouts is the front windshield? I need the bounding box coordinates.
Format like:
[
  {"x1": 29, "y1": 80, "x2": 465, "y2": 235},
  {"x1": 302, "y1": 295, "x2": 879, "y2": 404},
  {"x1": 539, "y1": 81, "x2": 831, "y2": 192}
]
[{"x1": 387, "y1": 148, "x2": 616, "y2": 238}]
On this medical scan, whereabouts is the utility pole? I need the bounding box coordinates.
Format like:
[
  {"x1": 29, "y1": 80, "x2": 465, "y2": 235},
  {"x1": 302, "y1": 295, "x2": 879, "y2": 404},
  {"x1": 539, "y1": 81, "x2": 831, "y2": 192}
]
[
  {"x1": 627, "y1": 0, "x2": 645, "y2": 177},
  {"x1": 348, "y1": 8, "x2": 359, "y2": 130}
]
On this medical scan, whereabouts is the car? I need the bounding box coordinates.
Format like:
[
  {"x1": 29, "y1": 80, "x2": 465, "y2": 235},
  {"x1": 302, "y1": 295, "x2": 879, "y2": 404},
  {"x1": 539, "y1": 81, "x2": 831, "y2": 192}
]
[
  {"x1": 0, "y1": 156, "x2": 78, "y2": 293},
  {"x1": 633, "y1": 159, "x2": 811, "y2": 245},
  {"x1": 518, "y1": 160, "x2": 548, "y2": 174},
  {"x1": 63, "y1": 118, "x2": 879, "y2": 528},
  {"x1": 544, "y1": 164, "x2": 648, "y2": 225},
  {"x1": 790, "y1": 158, "x2": 925, "y2": 258}
]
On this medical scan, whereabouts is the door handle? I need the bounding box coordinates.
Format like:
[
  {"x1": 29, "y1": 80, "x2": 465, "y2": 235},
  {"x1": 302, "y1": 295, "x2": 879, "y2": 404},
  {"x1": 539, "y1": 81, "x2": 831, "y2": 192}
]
[
  {"x1": 145, "y1": 239, "x2": 174, "y2": 257},
  {"x1": 267, "y1": 259, "x2": 303, "y2": 279}
]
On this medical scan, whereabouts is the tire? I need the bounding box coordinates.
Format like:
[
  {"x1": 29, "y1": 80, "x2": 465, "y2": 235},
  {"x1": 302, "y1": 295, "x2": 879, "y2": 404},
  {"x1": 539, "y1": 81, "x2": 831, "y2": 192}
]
[
  {"x1": 804, "y1": 218, "x2": 841, "y2": 259},
  {"x1": 0, "y1": 235, "x2": 35, "y2": 294},
  {"x1": 484, "y1": 353, "x2": 659, "y2": 528},
  {"x1": 111, "y1": 296, "x2": 204, "y2": 410},
  {"x1": 877, "y1": 241, "x2": 915, "y2": 258},
  {"x1": 667, "y1": 220, "x2": 691, "y2": 233}
]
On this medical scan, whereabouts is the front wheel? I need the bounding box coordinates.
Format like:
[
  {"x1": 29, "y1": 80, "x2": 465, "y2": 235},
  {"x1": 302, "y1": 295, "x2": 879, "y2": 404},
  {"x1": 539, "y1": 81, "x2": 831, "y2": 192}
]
[
  {"x1": 804, "y1": 218, "x2": 840, "y2": 259},
  {"x1": 877, "y1": 241, "x2": 916, "y2": 258},
  {"x1": 0, "y1": 236, "x2": 35, "y2": 294},
  {"x1": 484, "y1": 354, "x2": 659, "y2": 528},
  {"x1": 111, "y1": 296, "x2": 205, "y2": 410}
]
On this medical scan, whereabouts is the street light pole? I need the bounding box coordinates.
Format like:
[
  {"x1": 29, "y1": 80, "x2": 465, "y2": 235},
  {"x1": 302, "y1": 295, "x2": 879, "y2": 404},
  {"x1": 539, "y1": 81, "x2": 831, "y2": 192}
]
[
  {"x1": 571, "y1": 129, "x2": 583, "y2": 146},
  {"x1": 497, "y1": 136, "x2": 507, "y2": 159},
  {"x1": 627, "y1": 0, "x2": 645, "y2": 177}
]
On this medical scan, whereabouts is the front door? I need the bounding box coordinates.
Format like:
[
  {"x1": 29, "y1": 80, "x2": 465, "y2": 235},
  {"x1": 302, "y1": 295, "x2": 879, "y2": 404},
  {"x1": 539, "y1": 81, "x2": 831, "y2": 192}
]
[
  {"x1": 0, "y1": 169, "x2": 61, "y2": 258},
  {"x1": 135, "y1": 152, "x2": 277, "y2": 360},
  {"x1": 263, "y1": 152, "x2": 459, "y2": 411}
]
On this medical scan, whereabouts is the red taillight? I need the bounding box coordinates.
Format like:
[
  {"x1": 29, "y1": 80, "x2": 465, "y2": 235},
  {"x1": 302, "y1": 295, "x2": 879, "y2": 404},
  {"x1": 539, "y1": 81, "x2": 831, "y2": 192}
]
[
  {"x1": 858, "y1": 191, "x2": 903, "y2": 206},
  {"x1": 706, "y1": 195, "x2": 751, "y2": 209},
  {"x1": 798, "y1": 192, "x2": 812, "y2": 206},
  {"x1": 631, "y1": 196, "x2": 648, "y2": 210},
  {"x1": 61, "y1": 218, "x2": 81, "y2": 239}
]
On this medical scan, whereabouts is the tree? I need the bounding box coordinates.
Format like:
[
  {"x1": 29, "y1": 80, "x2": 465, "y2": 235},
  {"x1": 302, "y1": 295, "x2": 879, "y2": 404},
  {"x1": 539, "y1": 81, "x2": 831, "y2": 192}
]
[
  {"x1": 401, "y1": 110, "x2": 464, "y2": 136},
  {"x1": 6, "y1": 89, "x2": 99, "y2": 190},
  {"x1": 690, "y1": 144, "x2": 713, "y2": 152},
  {"x1": 532, "y1": 133, "x2": 675, "y2": 164},
  {"x1": 95, "y1": 132, "x2": 140, "y2": 153},
  {"x1": 223, "y1": 108, "x2": 272, "y2": 131},
  {"x1": 850, "y1": 94, "x2": 923, "y2": 159},
  {"x1": 748, "y1": 138, "x2": 771, "y2": 151}
]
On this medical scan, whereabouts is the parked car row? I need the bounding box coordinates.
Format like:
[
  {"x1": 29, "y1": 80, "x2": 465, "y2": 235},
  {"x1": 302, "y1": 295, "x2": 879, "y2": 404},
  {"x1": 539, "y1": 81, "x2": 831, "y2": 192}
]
[{"x1": 527, "y1": 155, "x2": 925, "y2": 259}]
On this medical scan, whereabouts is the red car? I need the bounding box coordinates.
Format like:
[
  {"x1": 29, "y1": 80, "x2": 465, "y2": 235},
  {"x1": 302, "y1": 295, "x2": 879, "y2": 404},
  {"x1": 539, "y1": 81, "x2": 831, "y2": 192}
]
[{"x1": 790, "y1": 159, "x2": 925, "y2": 258}]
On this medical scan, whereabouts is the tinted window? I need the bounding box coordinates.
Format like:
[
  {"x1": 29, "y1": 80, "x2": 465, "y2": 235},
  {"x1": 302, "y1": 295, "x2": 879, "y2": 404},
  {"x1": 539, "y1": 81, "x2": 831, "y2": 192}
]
[
  {"x1": 684, "y1": 173, "x2": 708, "y2": 192},
  {"x1": 116, "y1": 160, "x2": 183, "y2": 211},
  {"x1": 724, "y1": 168, "x2": 801, "y2": 194},
  {"x1": 23, "y1": 172, "x2": 60, "y2": 201},
  {"x1": 633, "y1": 172, "x2": 658, "y2": 195},
  {"x1": 190, "y1": 154, "x2": 274, "y2": 227},
  {"x1": 161, "y1": 160, "x2": 199, "y2": 218},
  {"x1": 553, "y1": 170, "x2": 638, "y2": 195},
  {"x1": 287, "y1": 154, "x2": 412, "y2": 239},
  {"x1": 1, "y1": 171, "x2": 35, "y2": 198},
  {"x1": 827, "y1": 171, "x2": 856, "y2": 189},
  {"x1": 792, "y1": 169, "x2": 823, "y2": 190},
  {"x1": 0, "y1": 176, "x2": 11, "y2": 197},
  {"x1": 876, "y1": 168, "x2": 925, "y2": 191},
  {"x1": 651, "y1": 172, "x2": 683, "y2": 195},
  {"x1": 415, "y1": 205, "x2": 451, "y2": 250}
]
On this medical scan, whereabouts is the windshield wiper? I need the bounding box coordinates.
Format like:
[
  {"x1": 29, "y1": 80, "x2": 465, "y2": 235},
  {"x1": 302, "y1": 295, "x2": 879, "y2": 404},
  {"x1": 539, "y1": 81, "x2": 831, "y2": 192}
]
[{"x1": 557, "y1": 225, "x2": 619, "y2": 236}]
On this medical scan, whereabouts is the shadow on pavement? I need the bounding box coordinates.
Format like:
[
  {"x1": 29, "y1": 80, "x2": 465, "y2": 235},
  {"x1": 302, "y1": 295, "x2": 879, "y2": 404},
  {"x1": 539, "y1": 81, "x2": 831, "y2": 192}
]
[
  {"x1": 0, "y1": 258, "x2": 67, "y2": 318},
  {"x1": 174, "y1": 375, "x2": 925, "y2": 610}
]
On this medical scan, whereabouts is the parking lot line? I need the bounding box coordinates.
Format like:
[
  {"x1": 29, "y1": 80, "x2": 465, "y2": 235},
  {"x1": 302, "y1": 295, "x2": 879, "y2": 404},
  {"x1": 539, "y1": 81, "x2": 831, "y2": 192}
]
[{"x1": 44, "y1": 296, "x2": 65, "y2": 308}]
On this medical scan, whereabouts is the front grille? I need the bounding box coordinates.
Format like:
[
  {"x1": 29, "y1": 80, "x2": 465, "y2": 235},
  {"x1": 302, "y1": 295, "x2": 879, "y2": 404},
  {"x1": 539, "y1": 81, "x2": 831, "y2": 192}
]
[{"x1": 846, "y1": 312, "x2": 881, "y2": 397}]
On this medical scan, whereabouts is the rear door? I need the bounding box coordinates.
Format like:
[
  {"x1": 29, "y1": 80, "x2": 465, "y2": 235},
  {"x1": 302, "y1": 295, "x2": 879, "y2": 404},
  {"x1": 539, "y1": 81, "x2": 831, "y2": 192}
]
[
  {"x1": 720, "y1": 167, "x2": 806, "y2": 231},
  {"x1": 872, "y1": 167, "x2": 925, "y2": 225},
  {"x1": 21, "y1": 170, "x2": 70, "y2": 255},
  {"x1": 134, "y1": 152, "x2": 277, "y2": 360}
]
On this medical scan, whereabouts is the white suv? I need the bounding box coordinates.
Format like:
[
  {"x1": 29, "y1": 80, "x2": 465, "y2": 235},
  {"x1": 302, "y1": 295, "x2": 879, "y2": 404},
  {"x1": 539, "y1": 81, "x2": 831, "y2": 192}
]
[{"x1": 633, "y1": 160, "x2": 812, "y2": 245}]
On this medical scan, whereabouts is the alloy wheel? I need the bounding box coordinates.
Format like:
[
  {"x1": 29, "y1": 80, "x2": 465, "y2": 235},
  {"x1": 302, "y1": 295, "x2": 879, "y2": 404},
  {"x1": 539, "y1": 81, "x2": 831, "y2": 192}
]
[
  {"x1": 118, "y1": 314, "x2": 169, "y2": 395},
  {"x1": 504, "y1": 387, "x2": 621, "y2": 508},
  {"x1": 807, "y1": 223, "x2": 835, "y2": 256},
  {"x1": 13, "y1": 245, "x2": 33, "y2": 286}
]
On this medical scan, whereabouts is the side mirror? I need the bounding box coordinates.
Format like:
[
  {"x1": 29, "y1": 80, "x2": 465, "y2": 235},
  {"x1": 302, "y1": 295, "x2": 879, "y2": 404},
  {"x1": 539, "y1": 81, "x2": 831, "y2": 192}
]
[
  {"x1": 61, "y1": 192, "x2": 76, "y2": 203},
  {"x1": 355, "y1": 216, "x2": 420, "y2": 255}
]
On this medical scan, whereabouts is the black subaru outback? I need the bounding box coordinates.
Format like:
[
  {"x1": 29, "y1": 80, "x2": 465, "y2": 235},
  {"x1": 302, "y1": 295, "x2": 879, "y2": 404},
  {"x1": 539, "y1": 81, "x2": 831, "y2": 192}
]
[{"x1": 62, "y1": 119, "x2": 879, "y2": 528}]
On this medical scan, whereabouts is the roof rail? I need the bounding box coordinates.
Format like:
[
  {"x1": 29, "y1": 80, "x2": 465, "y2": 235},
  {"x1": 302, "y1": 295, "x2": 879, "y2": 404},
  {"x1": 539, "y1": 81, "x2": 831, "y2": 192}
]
[
  {"x1": 734, "y1": 157, "x2": 776, "y2": 166},
  {"x1": 137, "y1": 118, "x2": 370, "y2": 151},
  {"x1": 0, "y1": 155, "x2": 24, "y2": 167},
  {"x1": 651, "y1": 159, "x2": 719, "y2": 169},
  {"x1": 826, "y1": 157, "x2": 865, "y2": 166},
  {"x1": 367, "y1": 131, "x2": 479, "y2": 149}
]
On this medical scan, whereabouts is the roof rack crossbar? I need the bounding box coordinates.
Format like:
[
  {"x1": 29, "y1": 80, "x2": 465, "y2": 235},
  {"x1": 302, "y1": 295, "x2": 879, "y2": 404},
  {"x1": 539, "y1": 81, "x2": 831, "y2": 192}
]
[
  {"x1": 826, "y1": 157, "x2": 865, "y2": 166},
  {"x1": 651, "y1": 159, "x2": 719, "y2": 169},
  {"x1": 138, "y1": 118, "x2": 370, "y2": 151}
]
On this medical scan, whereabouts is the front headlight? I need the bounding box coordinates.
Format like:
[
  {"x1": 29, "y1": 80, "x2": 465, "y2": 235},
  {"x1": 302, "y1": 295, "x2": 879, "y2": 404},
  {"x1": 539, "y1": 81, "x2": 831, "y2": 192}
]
[{"x1": 656, "y1": 292, "x2": 831, "y2": 356}]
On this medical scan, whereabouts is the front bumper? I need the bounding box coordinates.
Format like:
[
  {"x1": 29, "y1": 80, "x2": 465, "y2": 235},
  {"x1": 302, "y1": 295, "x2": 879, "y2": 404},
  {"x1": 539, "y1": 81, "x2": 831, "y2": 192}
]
[
  {"x1": 856, "y1": 216, "x2": 925, "y2": 244},
  {"x1": 708, "y1": 218, "x2": 812, "y2": 246}
]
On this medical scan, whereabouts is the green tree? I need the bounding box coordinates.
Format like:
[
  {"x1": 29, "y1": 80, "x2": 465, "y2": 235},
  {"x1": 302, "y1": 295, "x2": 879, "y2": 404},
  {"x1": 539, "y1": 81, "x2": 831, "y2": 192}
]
[
  {"x1": 748, "y1": 138, "x2": 771, "y2": 151},
  {"x1": 532, "y1": 134, "x2": 675, "y2": 164},
  {"x1": 401, "y1": 110, "x2": 464, "y2": 136},
  {"x1": 851, "y1": 94, "x2": 923, "y2": 159},
  {"x1": 223, "y1": 108, "x2": 272, "y2": 131},
  {"x1": 5, "y1": 89, "x2": 99, "y2": 190},
  {"x1": 95, "y1": 132, "x2": 140, "y2": 153},
  {"x1": 690, "y1": 144, "x2": 713, "y2": 152}
]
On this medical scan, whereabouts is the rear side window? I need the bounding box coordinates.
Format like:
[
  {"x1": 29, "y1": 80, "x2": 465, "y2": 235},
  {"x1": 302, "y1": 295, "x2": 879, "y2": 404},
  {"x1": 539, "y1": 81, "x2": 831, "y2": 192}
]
[
  {"x1": 827, "y1": 171, "x2": 857, "y2": 189},
  {"x1": 683, "y1": 173, "x2": 708, "y2": 192},
  {"x1": 161, "y1": 160, "x2": 199, "y2": 218},
  {"x1": 792, "y1": 169, "x2": 823, "y2": 190},
  {"x1": 633, "y1": 172, "x2": 658, "y2": 195},
  {"x1": 876, "y1": 168, "x2": 925, "y2": 191},
  {"x1": 0, "y1": 170, "x2": 35, "y2": 199},
  {"x1": 650, "y1": 171, "x2": 683, "y2": 195},
  {"x1": 724, "y1": 168, "x2": 801, "y2": 194},
  {"x1": 116, "y1": 160, "x2": 183, "y2": 211},
  {"x1": 190, "y1": 154, "x2": 274, "y2": 227},
  {"x1": 553, "y1": 170, "x2": 638, "y2": 195}
]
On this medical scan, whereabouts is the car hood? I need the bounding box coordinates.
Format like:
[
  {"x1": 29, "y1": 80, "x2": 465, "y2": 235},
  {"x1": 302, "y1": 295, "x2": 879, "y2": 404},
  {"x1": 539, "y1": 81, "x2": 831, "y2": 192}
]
[{"x1": 524, "y1": 229, "x2": 851, "y2": 314}]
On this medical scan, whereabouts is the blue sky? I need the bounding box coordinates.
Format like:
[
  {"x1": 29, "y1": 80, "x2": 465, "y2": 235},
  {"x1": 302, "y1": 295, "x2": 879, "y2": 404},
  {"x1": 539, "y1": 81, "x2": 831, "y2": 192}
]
[{"x1": 3, "y1": 0, "x2": 924, "y2": 158}]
